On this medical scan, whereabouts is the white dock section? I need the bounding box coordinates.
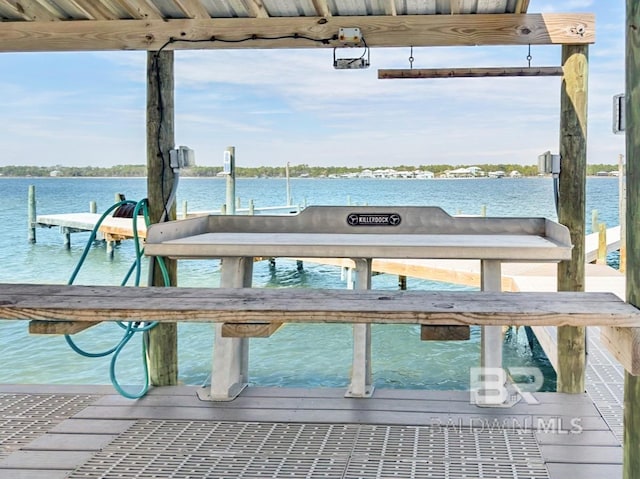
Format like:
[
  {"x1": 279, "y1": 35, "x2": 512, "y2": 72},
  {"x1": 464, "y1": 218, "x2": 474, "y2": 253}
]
[{"x1": 36, "y1": 213, "x2": 148, "y2": 240}]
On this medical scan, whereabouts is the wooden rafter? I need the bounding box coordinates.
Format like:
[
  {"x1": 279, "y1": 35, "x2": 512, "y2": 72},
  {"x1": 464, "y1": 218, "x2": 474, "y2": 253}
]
[
  {"x1": 0, "y1": 14, "x2": 595, "y2": 52},
  {"x1": 68, "y1": 0, "x2": 119, "y2": 20},
  {"x1": 378, "y1": 66, "x2": 565, "y2": 79},
  {"x1": 515, "y1": 0, "x2": 530, "y2": 14},
  {"x1": 173, "y1": 0, "x2": 211, "y2": 19},
  {"x1": 0, "y1": 0, "x2": 61, "y2": 21},
  {"x1": 384, "y1": 0, "x2": 397, "y2": 16},
  {"x1": 108, "y1": 0, "x2": 163, "y2": 20},
  {"x1": 241, "y1": 0, "x2": 269, "y2": 18},
  {"x1": 311, "y1": 0, "x2": 331, "y2": 17}
]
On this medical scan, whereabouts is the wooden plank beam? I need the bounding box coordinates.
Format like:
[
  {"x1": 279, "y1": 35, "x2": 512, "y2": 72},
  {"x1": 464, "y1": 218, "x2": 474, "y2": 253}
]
[
  {"x1": 240, "y1": 0, "x2": 269, "y2": 18},
  {"x1": 221, "y1": 322, "x2": 283, "y2": 337},
  {"x1": 378, "y1": 66, "x2": 564, "y2": 79},
  {"x1": 173, "y1": 0, "x2": 211, "y2": 19},
  {"x1": 311, "y1": 0, "x2": 331, "y2": 17},
  {"x1": 29, "y1": 320, "x2": 100, "y2": 335},
  {"x1": 0, "y1": 0, "x2": 61, "y2": 21},
  {"x1": 0, "y1": 285, "x2": 638, "y2": 327},
  {"x1": 0, "y1": 13, "x2": 595, "y2": 52}
]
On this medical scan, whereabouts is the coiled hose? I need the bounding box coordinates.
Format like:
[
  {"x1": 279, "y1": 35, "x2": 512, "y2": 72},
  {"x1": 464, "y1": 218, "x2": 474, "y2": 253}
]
[{"x1": 65, "y1": 198, "x2": 170, "y2": 399}]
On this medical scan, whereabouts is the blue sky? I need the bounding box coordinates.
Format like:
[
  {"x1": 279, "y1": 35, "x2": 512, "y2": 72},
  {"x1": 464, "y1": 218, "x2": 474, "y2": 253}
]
[{"x1": 0, "y1": 0, "x2": 625, "y2": 168}]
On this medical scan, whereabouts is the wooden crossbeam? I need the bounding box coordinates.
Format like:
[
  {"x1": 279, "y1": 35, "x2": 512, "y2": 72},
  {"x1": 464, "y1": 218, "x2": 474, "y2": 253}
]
[
  {"x1": 601, "y1": 326, "x2": 640, "y2": 376},
  {"x1": 0, "y1": 13, "x2": 595, "y2": 52},
  {"x1": 221, "y1": 322, "x2": 283, "y2": 337},
  {"x1": 29, "y1": 320, "x2": 100, "y2": 335},
  {"x1": 378, "y1": 66, "x2": 564, "y2": 79}
]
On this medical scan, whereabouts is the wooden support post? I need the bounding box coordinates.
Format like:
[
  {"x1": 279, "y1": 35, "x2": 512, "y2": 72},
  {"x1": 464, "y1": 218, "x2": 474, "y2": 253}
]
[
  {"x1": 89, "y1": 201, "x2": 97, "y2": 214},
  {"x1": 27, "y1": 185, "x2": 36, "y2": 243},
  {"x1": 106, "y1": 240, "x2": 115, "y2": 259},
  {"x1": 225, "y1": 146, "x2": 236, "y2": 215},
  {"x1": 625, "y1": 3, "x2": 640, "y2": 476},
  {"x1": 398, "y1": 275, "x2": 407, "y2": 290},
  {"x1": 619, "y1": 154, "x2": 627, "y2": 273},
  {"x1": 62, "y1": 228, "x2": 71, "y2": 249},
  {"x1": 248, "y1": 199, "x2": 255, "y2": 215},
  {"x1": 146, "y1": 49, "x2": 178, "y2": 387},
  {"x1": 182, "y1": 200, "x2": 188, "y2": 219},
  {"x1": 557, "y1": 44, "x2": 588, "y2": 394},
  {"x1": 597, "y1": 223, "x2": 607, "y2": 264}
]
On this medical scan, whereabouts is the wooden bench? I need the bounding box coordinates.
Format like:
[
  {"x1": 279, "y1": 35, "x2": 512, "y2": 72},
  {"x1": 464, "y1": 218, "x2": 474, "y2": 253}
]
[{"x1": 2, "y1": 284, "x2": 640, "y2": 382}]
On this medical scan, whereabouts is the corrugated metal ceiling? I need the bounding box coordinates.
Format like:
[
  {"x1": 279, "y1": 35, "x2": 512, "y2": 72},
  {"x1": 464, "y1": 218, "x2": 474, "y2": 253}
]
[{"x1": 0, "y1": 0, "x2": 529, "y2": 22}]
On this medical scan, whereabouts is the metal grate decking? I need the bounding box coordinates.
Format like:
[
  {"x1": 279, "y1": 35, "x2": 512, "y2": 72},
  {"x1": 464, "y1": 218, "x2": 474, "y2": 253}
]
[
  {"x1": 0, "y1": 393, "x2": 98, "y2": 459},
  {"x1": 586, "y1": 328, "x2": 625, "y2": 441},
  {"x1": 69, "y1": 420, "x2": 549, "y2": 479}
]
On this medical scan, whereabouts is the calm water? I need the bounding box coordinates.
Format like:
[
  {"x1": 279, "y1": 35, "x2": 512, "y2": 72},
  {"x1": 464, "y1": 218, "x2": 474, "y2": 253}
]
[{"x1": 0, "y1": 177, "x2": 621, "y2": 392}]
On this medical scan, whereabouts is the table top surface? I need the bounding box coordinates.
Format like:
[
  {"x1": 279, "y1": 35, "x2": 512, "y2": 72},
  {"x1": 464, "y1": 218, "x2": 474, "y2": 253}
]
[{"x1": 144, "y1": 232, "x2": 572, "y2": 261}]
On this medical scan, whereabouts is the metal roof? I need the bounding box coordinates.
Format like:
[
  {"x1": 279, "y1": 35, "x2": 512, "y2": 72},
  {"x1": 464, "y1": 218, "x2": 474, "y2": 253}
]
[{"x1": 0, "y1": 0, "x2": 530, "y2": 21}]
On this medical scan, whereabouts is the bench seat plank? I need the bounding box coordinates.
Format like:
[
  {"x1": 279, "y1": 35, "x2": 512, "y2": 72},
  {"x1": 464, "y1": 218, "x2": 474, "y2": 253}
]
[{"x1": 1, "y1": 284, "x2": 639, "y2": 327}]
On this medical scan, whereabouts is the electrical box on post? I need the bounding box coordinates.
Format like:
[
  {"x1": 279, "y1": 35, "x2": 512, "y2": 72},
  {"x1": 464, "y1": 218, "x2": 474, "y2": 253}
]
[
  {"x1": 537, "y1": 151, "x2": 561, "y2": 175},
  {"x1": 223, "y1": 150, "x2": 232, "y2": 175},
  {"x1": 613, "y1": 93, "x2": 625, "y2": 134},
  {"x1": 170, "y1": 146, "x2": 195, "y2": 168},
  {"x1": 338, "y1": 28, "x2": 362, "y2": 45}
]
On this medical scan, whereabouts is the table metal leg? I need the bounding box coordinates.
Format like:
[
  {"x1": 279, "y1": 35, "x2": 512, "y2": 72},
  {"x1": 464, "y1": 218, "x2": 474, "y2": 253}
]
[
  {"x1": 346, "y1": 258, "x2": 374, "y2": 398},
  {"x1": 201, "y1": 257, "x2": 253, "y2": 401},
  {"x1": 480, "y1": 259, "x2": 503, "y2": 370}
]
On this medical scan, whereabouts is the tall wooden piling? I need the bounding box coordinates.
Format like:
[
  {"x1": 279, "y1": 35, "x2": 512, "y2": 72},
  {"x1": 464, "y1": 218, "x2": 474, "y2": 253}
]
[
  {"x1": 146, "y1": 50, "x2": 178, "y2": 386},
  {"x1": 619, "y1": 154, "x2": 627, "y2": 273},
  {"x1": 27, "y1": 185, "x2": 36, "y2": 243},
  {"x1": 225, "y1": 147, "x2": 236, "y2": 215},
  {"x1": 625, "y1": 3, "x2": 640, "y2": 476},
  {"x1": 557, "y1": 44, "x2": 588, "y2": 394}
]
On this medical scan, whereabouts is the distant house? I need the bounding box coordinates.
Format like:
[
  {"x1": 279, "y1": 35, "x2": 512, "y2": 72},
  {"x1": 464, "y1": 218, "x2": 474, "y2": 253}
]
[
  {"x1": 596, "y1": 171, "x2": 610, "y2": 177},
  {"x1": 446, "y1": 167, "x2": 473, "y2": 178},
  {"x1": 50, "y1": 170, "x2": 61, "y2": 177},
  {"x1": 488, "y1": 170, "x2": 505, "y2": 178},
  {"x1": 414, "y1": 170, "x2": 434, "y2": 179},
  {"x1": 509, "y1": 170, "x2": 522, "y2": 178}
]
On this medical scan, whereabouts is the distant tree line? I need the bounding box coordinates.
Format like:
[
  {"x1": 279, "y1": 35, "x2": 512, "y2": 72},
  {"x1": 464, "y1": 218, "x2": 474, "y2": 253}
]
[{"x1": 0, "y1": 162, "x2": 621, "y2": 178}]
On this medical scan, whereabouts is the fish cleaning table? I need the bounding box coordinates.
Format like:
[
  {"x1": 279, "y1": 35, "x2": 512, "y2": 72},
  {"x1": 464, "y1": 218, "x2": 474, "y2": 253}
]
[{"x1": 145, "y1": 206, "x2": 572, "y2": 401}]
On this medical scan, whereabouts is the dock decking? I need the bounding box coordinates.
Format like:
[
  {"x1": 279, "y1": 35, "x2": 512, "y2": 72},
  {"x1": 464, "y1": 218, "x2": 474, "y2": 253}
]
[{"x1": 0, "y1": 385, "x2": 622, "y2": 479}]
